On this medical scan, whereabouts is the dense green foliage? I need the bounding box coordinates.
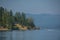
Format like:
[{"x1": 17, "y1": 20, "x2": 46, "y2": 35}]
[{"x1": 0, "y1": 7, "x2": 35, "y2": 30}]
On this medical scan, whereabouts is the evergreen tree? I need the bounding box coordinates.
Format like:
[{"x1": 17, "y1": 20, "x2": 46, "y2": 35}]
[
  {"x1": 2, "y1": 9, "x2": 8, "y2": 27},
  {"x1": 15, "y1": 12, "x2": 21, "y2": 24},
  {"x1": 26, "y1": 17, "x2": 35, "y2": 29},
  {"x1": 21, "y1": 12, "x2": 26, "y2": 26},
  {"x1": 8, "y1": 10, "x2": 13, "y2": 29},
  {"x1": 0, "y1": 7, "x2": 4, "y2": 26}
]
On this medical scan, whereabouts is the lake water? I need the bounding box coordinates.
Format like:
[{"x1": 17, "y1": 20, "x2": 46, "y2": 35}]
[{"x1": 0, "y1": 29, "x2": 60, "y2": 40}]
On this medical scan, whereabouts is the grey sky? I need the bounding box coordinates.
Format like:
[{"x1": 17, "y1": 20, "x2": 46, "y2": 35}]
[{"x1": 0, "y1": 0, "x2": 60, "y2": 14}]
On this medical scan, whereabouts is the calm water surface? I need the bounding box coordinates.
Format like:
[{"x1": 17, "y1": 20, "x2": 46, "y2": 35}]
[{"x1": 0, "y1": 29, "x2": 60, "y2": 40}]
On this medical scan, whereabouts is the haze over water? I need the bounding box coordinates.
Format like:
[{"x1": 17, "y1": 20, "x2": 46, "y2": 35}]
[{"x1": 0, "y1": 0, "x2": 60, "y2": 40}]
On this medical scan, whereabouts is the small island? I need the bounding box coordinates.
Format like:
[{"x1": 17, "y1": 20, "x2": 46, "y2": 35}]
[{"x1": 0, "y1": 7, "x2": 40, "y2": 31}]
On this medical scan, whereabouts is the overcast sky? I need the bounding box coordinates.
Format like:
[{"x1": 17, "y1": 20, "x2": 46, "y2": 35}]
[{"x1": 0, "y1": 0, "x2": 60, "y2": 14}]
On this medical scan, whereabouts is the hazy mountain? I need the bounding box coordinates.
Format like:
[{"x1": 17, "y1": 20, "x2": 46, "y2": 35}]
[{"x1": 26, "y1": 13, "x2": 60, "y2": 29}]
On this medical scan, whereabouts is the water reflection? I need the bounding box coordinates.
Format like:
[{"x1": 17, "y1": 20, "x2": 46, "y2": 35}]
[
  {"x1": 0, "y1": 29, "x2": 60, "y2": 40},
  {"x1": 0, "y1": 31, "x2": 6, "y2": 40},
  {"x1": 0, "y1": 31, "x2": 12, "y2": 40}
]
